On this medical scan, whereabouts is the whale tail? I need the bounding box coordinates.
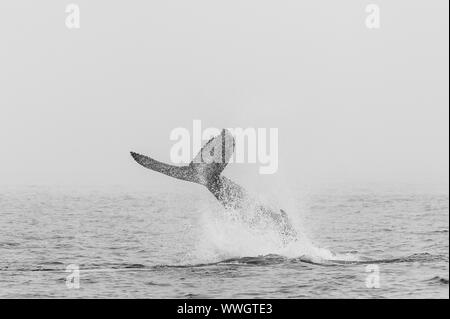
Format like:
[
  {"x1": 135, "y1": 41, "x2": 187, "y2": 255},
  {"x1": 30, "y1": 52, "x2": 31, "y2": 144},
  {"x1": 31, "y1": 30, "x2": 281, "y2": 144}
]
[{"x1": 130, "y1": 129, "x2": 235, "y2": 186}]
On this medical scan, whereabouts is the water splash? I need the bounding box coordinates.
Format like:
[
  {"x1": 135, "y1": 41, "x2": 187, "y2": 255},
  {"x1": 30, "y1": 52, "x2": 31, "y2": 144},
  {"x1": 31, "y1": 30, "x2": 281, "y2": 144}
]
[
  {"x1": 184, "y1": 176, "x2": 368, "y2": 265},
  {"x1": 190, "y1": 190, "x2": 348, "y2": 264}
]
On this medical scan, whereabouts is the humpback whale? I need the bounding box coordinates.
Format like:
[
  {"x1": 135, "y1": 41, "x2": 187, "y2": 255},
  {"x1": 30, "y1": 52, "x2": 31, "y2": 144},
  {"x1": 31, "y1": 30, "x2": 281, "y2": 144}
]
[{"x1": 130, "y1": 129, "x2": 297, "y2": 243}]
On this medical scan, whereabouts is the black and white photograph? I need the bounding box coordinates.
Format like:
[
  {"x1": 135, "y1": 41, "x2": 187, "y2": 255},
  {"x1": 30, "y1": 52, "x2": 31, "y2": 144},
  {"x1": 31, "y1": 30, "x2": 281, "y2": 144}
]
[{"x1": 0, "y1": 1, "x2": 448, "y2": 303}]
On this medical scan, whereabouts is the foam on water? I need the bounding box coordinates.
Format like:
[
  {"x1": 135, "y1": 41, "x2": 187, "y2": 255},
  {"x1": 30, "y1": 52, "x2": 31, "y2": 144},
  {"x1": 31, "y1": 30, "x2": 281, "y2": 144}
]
[
  {"x1": 195, "y1": 207, "x2": 363, "y2": 264},
  {"x1": 189, "y1": 178, "x2": 362, "y2": 265}
]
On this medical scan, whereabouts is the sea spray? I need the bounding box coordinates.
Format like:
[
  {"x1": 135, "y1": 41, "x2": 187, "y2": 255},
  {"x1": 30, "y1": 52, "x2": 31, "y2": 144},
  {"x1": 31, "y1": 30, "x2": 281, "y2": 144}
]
[{"x1": 191, "y1": 193, "x2": 336, "y2": 263}]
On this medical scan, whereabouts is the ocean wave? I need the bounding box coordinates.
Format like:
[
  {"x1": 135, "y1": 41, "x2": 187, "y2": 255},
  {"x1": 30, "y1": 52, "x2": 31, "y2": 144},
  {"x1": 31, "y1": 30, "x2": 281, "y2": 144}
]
[
  {"x1": 426, "y1": 276, "x2": 449, "y2": 285},
  {"x1": 0, "y1": 252, "x2": 446, "y2": 273}
]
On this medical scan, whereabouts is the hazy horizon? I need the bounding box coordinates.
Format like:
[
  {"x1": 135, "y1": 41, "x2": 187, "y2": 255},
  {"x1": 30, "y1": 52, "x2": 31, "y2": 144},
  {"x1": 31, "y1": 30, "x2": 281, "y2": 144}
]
[{"x1": 0, "y1": 1, "x2": 448, "y2": 190}]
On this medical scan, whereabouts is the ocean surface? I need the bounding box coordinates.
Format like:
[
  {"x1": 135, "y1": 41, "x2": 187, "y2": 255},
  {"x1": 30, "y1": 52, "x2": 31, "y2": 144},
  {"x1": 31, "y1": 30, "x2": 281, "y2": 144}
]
[{"x1": 0, "y1": 184, "x2": 448, "y2": 298}]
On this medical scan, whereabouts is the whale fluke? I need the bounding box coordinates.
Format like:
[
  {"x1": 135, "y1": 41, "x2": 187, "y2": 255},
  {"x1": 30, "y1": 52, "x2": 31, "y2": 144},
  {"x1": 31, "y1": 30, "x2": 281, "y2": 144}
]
[
  {"x1": 130, "y1": 129, "x2": 235, "y2": 186},
  {"x1": 130, "y1": 151, "x2": 200, "y2": 183}
]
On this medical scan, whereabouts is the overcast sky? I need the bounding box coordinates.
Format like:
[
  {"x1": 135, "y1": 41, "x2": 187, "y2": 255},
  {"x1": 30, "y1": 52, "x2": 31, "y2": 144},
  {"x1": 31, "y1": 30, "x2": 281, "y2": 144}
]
[{"x1": 0, "y1": 1, "x2": 448, "y2": 189}]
